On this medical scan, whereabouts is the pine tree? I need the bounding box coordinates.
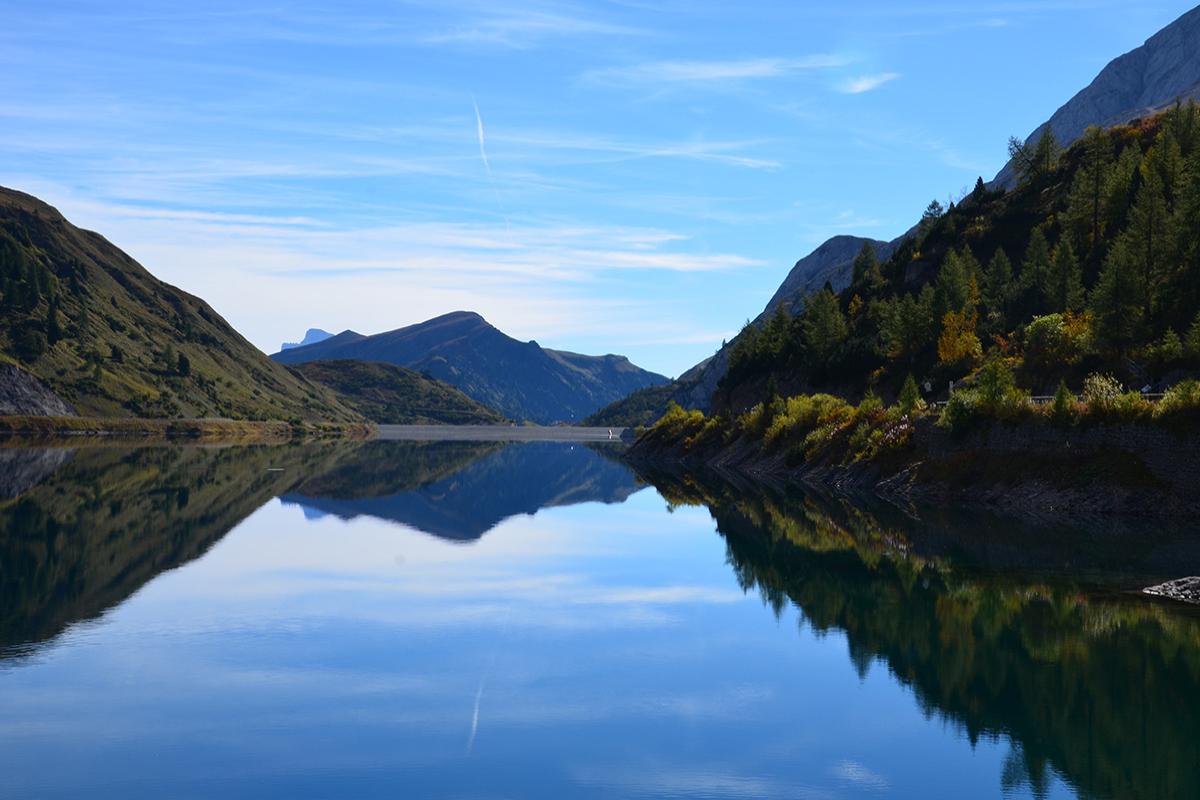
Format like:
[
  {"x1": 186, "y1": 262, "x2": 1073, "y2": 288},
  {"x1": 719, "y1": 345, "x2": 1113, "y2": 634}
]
[
  {"x1": 1063, "y1": 125, "x2": 1113, "y2": 259},
  {"x1": 1090, "y1": 238, "x2": 1144, "y2": 351},
  {"x1": 970, "y1": 177, "x2": 986, "y2": 204},
  {"x1": 1020, "y1": 228, "x2": 1053, "y2": 315},
  {"x1": 982, "y1": 248, "x2": 1013, "y2": 330},
  {"x1": 919, "y1": 199, "x2": 945, "y2": 237},
  {"x1": 851, "y1": 241, "x2": 883, "y2": 292},
  {"x1": 1008, "y1": 128, "x2": 1061, "y2": 184},
  {"x1": 934, "y1": 249, "x2": 976, "y2": 320},
  {"x1": 1050, "y1": 380, "x2": 1076, "y2": 425},
  {"x1": 1124, "y1": 168, "x2": 1171, "y2": 320},
  {"x1": 1103, "y1": 146, "x2": 1142, "y2": 231},
  {"x1": 898, "y1": 373, "x2": 922, "y2": 414},
  {"x1": 46, "y1": 297, "x2": 62, "y2": 345},
  {"x1": 882, "y1": 287, "x2": 937, "y2": 362},
  {"x1": 801, "y1": 288, "x2": 847, "y2": 367},
  {"x1": 1048, "y1": 240, "x2": 1084, "y2": 312}
]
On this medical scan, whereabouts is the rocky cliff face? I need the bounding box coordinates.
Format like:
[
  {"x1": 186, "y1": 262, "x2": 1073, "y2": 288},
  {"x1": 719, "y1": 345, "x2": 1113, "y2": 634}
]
[
  {"x1": 995, "y1": 6, "x2": 1200, "y2": 187},
  {"x1": 0, "y1": 364, "x2": 75, "y2": 416},
  {"x1": 761, "y1": 235, "x2": 895, "y2": 317}
]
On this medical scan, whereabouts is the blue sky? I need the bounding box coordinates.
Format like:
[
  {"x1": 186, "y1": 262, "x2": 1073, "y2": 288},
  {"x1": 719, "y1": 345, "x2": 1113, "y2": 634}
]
[{"x1": 2, "y1": 1, "x2": 1196, "y2": 377}]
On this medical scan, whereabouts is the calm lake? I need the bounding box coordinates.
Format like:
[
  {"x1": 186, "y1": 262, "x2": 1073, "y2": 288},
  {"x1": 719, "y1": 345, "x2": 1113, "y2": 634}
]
[{"x1": 1, "y1": 439, "x2": 1198, "y2": 799}]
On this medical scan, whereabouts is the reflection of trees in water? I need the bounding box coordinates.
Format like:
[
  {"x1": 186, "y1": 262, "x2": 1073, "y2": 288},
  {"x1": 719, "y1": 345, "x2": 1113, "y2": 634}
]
[
  {"x1": 0, "y1": 444, "x2": 332, "y2": 656},
  {"x1": 643, "y1": 469, "x2": 1200, "y2": 800}
]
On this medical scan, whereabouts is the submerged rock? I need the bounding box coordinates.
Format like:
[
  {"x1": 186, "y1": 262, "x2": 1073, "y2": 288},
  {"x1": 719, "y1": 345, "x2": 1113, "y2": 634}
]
[{"x1": 1143, "y1": 577, "x2": 1200, "y2": 605}]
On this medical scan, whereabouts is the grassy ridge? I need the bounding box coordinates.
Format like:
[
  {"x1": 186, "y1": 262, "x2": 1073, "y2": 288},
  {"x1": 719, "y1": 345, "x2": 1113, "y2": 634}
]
[
  {"x1": 0, "y1": 187, "x2": 359, "y2": 421},
  {"x1": 291, "y1": 359, "x2": 507, "y2": 425}
]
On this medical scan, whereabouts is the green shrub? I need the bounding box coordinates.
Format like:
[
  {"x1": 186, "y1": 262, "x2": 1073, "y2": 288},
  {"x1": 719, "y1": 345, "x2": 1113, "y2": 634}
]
[
  {"x1": 1023, "y1": 312, "x2": 1090, "y2": 374},
  {"x1": 1155, "y1": 380, "x2": 1200, "y2": 419},
  {"x1": 1081, "y1": 373, "x2": 1123, "y2": 411},
  {"x1": 762, "y1": 394, "x2": 849, "y2": 448},
  {"x1": 937, "y1": 359, "x2": 1030, "y2": 434},
  {"x1": 1049, "y1": 380, "x2": 1078, "y2": 425}
]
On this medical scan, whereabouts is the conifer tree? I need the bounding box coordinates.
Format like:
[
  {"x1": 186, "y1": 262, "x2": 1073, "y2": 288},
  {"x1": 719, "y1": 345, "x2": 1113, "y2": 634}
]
[
  {"x1": 1048, "y1": 240, "x2": 1085, "y2": 312},
  {"x1": 981, "y1": 248, "x2": 1013, "y2": 331},
  {"x1": 1020, "y1": 228, "x2": 1053, "y2": 315},
  {"x1": 918, "y1": 199, "x2": 945, "y2": 237},
  {"x1": 898, "y1": 373, "x2": 922, "y2": 414},
  {"x1": 1008, "y1": 128, "x2": 1061, "y2": 184},
  {"x1": 801, "y1": 288, "x2": 847, "y2": 368},
  {"x1": 1123, "y1": 169, "x2": 1171, "y2": 320},
  {"x1": 1063, "y1": 125, "x2": 1113, "y2": 258},
  {"x1": 934, "y1": 249, "x2": 976, "y2": 320},
  {"x1": 1090, "y1": 238, "x2": 1144, "y2": 351},
  {"x1": 851, "y1": 242, "x2": 884, "y2": 292},
  {"x1": 1103, "y1": 146, "x2": 1142, "y2": 230},
  {"x1": 46, "y1": 296, "x2": 62, "y2": 344}
]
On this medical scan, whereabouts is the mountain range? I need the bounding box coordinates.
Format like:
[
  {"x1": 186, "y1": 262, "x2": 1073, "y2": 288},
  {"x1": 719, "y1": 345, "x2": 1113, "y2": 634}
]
[
  {"x1": 0, "y1": 188, "x2": 660, "y2": 425},
  {"x1": 271, "y1": 311, "x2": 668, "y2": 424}
]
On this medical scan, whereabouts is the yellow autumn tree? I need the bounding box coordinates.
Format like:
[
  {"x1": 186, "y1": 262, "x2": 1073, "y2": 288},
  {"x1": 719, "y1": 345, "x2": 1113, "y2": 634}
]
[{"x1": 937, "y1": 310, "x2": 983, "y2": 368}]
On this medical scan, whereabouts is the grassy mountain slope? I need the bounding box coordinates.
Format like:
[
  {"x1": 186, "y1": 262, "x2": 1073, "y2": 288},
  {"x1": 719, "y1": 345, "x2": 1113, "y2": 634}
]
[
  {"x1": 0, "y1": 187, "x2": 358, "y2": 421},
  {"x1": 291, "y1": 359, "x2": 506, "y2": 424},
  {"x1": 273, "y1": 311, "x2": 668, "y2": 424}
]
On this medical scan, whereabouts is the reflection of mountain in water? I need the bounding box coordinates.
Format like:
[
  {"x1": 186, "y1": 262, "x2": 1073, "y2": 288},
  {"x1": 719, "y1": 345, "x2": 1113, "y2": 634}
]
[
  {"x1": 282, "y1": 441, "x2": 645, "y2": 540},
  {"x1": 0, "y1": 440, "x2": 641, "y2": 657},
  {"x1": 0, "y1": 444, "x2": 320, "y2": 657},
  {"x1": 637, "y1": 468, "x2": 1200, "y2": 800}
]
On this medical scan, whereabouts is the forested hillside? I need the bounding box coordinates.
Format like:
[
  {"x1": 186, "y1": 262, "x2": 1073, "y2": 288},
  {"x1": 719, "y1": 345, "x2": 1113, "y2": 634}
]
[{"x1": 719, "y1": 103, "x2": 1200, "y2": 412}]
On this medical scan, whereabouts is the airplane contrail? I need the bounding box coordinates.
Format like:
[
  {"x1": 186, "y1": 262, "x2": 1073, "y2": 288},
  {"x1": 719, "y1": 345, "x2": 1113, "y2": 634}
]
[{"x1": 472, "y1": 96, "x2": 492, "y2": 176}]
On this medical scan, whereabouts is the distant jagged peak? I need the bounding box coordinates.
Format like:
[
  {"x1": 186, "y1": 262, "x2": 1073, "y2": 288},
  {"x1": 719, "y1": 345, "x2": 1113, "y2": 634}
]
[{"x1": 280, "y1": 328, "x2": 334, "y2": 351}]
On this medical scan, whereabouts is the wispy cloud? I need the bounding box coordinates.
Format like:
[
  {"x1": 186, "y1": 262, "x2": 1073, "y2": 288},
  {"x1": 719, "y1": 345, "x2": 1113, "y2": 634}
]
[
  {"x1": 585, "y1": 55, "x2": 851, "y2": 86},
  {"x1": 421, "y1": 6, "x2": 640, "y2": 48},
  {"x1": 490, "y1": 129, "x2": 782, "y2": 170},
  {"x1": 838, "y1": 72, "x2": 901, "y2": 94}
]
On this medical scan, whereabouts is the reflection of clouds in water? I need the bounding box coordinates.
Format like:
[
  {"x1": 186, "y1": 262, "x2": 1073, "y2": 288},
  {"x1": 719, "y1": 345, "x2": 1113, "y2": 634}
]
[
  {"x1": 572, "y1": 763, "x2": 835, "y2": 799},
  {"x1": 832, "y1": 758, "x2": 889, "y2": 790}
]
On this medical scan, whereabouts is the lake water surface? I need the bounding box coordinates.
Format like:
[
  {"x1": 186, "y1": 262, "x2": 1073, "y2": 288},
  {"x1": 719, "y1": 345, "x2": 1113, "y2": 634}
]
[{"x1": 1, "y1": 440, "x2": 1198, "y2": 799}]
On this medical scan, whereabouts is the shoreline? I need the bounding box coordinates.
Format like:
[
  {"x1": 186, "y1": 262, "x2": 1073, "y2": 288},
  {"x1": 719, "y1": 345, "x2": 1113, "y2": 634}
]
[
  {"x1": 625, "y1": 416, "x2": 1200, "y2": 523},
  {"x1": 0, "y1": 417, "x2": 632, "y2": 445},
  {"x1": 0, "y1": 415, "x2": 375, "y2": 443}
]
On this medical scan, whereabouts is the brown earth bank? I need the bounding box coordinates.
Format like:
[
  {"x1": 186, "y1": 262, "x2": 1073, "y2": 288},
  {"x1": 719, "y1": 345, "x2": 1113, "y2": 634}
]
[
  {"x1": 626, "y1": 417, "x2": 1200, "y2": 523},
  {"x1": 0, "y1": 415, "x2": 375, "y2": 442}
]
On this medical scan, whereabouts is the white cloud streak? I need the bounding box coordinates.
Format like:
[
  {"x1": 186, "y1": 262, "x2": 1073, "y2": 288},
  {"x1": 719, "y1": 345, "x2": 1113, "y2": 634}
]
[
  {"x1": 585, "y1": 55, "x2": 852, "y2": 86},
  {"x1": 839, "y1": 73, "x2": 901, "y2": 94}
]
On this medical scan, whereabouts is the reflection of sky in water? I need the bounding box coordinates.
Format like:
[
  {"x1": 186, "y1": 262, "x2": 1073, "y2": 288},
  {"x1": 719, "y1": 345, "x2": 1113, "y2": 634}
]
[{"x1": 0, "y1": 484, "x2": 1076, "y2": 799}]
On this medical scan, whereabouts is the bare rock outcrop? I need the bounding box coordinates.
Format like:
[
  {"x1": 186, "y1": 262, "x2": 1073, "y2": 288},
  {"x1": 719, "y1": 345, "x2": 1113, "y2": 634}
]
[{"x1": 0, "y1": 364, "x2": 75, "y2": 417}]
